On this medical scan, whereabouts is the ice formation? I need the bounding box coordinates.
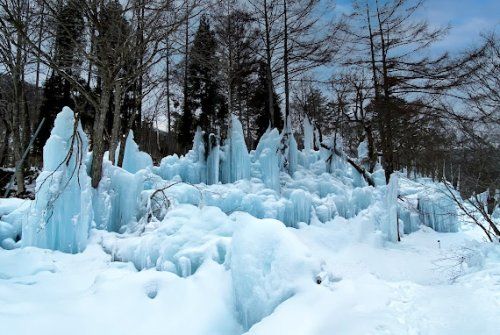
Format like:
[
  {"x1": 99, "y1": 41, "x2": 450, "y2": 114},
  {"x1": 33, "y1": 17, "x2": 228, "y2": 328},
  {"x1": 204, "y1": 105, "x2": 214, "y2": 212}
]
[
  {"x1": 221, "y1": 116, "x2": 250, "y2": 183},
  {"x1": 254, "y1": 128, "x2": 281, "y2": 191},
  {"x1": 120, "y1": 130, "x2": 153, "y2": 173},
  {"x1": 417, "y1": 190, "x2": 458, "y2": 233},
  {"x1": 93, "y1": 159, "x2": 148, "y2": 232},
  {"x1": 154, "y1": 128, "x2": 207, "y2": 184},
  {"x1": 22, "y1": 107, "x2": 93, "y2": 253},
  {"x1": 100, "y1": 204, "x2": 234, "y2": 273},
  {"x1": 206, "y1": 133, "x2": 220, "y2": 185},
  {"x1": 280, "y1": 119, "x2": 298, "y2": 176},
  {"x1": 381, "y1": 173, "x2": 400, "y2": 242}
]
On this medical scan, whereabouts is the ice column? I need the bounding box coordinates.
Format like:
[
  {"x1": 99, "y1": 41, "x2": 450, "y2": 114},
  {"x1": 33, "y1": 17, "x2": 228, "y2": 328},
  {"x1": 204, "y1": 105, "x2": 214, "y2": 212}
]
[{"x1": 23, "y1": 107, "x2": 93, "y2": 253}]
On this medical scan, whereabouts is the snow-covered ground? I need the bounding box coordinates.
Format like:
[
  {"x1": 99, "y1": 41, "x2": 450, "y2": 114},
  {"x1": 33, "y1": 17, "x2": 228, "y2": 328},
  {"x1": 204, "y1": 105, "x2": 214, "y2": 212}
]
[
  {"x1": 1, "y1": 200, "x2": 499, "y2": 335},
  {"x1": 1, "y1": 109, "x2": 499, "y2": 334}
]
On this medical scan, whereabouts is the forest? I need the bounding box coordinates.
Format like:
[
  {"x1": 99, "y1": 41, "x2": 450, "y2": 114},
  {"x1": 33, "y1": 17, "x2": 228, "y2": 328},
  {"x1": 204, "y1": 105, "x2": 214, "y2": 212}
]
[{"x1": 0, "y1": 0, "x2": 497, "y2": 199}]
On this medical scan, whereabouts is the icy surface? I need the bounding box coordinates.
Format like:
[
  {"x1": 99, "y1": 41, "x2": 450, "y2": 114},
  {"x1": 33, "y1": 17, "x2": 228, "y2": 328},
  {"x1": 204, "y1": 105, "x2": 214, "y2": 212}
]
[{"x1": 22, "y1": 107, "x2": 93, "y2": 253}]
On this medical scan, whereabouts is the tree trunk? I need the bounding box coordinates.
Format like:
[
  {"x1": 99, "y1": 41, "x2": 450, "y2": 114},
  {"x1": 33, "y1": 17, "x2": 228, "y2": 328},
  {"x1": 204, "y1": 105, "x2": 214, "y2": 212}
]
[
  {"x1": 264, "y1": 0, "x2": 275, "y2": 126},
  {"x1": 0, "y1": 119, "x2": 10, "y2": 167},
  {"x1": 90, "y1": 85, "x2": 110, "y2": 188},
  {"x1": 376, "y1": 0, "x2": 394, "y2": 183},
  {"x1": 109, "y1": 81, "x2": 122, "y2": 165},
  {"x1": 283, "y1": 0, "x2": 290, "y2": 120}
]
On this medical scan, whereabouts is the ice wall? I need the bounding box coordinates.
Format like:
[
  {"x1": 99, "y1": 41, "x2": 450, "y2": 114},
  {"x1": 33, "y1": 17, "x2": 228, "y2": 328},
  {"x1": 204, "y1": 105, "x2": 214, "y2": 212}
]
[
  {"x1": 418, "y1": 191, "x2": 458, "y2": 233},
  {"x1": 22, "y1": 107, "x2": 93, "y2": 253},
  {"x1": 121, "y1": 130, "x2": 153, "y2": 173}
]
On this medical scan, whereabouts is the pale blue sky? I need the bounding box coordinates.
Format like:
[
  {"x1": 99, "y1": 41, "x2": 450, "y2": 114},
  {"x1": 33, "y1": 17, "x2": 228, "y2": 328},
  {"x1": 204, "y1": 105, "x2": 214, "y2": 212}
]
[{"x1": 335, "y1": 0, "x2": 500, "y2": 53}]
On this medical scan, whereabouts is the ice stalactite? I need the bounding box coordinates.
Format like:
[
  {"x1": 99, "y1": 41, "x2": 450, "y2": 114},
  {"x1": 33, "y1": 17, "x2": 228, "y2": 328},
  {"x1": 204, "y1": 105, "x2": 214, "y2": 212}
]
[{"x1": 22, "y1": 107, "x2": 93, "y2": 253}]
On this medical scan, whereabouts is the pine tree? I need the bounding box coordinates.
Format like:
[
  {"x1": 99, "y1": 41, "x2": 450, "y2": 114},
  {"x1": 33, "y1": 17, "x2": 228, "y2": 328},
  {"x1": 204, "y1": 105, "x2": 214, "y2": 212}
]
[
  {"x1": 249, "y1": 60, "x2": 282, "y2": 144},
  {"x1": 36, "y1": 0, "x2": 84, "y2": 153},
  {"x1": 178, "y1": 15, "x2": 227, "y2": 149}
]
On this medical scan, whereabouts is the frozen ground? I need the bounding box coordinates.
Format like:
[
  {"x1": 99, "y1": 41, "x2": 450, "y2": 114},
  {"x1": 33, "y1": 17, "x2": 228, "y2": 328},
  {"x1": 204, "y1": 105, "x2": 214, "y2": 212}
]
[{"x1": 0, "y1": 109, "x2": 499, "y2": 334}]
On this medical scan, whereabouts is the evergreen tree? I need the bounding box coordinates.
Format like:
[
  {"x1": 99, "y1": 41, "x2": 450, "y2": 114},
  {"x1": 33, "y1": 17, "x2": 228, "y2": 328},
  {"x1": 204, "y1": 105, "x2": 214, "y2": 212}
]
[
  {"x1": 36, "y1": 0, "x2": 84, "y2": 153},
  {"x1": 248, "y1": 60, "x2": 282, "y2": 145},
  {"x1": 182, "y1": 15, "x2": 227, "y2": 142}
]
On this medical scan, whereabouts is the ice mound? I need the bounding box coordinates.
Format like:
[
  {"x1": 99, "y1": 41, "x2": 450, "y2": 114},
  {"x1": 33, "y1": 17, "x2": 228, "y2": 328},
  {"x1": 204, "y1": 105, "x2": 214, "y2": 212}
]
[
  {"x1": 398, "y1": 177, "x2": 459, "y2": 233},
  {"x1": 22, "y1": 107, "x2": 93, "y2": 253},
  {"x1": 100, "y1": 204, "x2": 234, "y2": 274},
  {"x1": 230, "y1": 214, "x2": 321, "y2": 330},
  {"x1": 120, "y1": 130, "x2": 153, "y2": 173}
]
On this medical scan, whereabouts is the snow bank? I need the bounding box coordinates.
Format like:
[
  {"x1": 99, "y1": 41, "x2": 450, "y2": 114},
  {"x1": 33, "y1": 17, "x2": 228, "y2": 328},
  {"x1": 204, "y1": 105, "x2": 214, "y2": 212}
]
[{"x1": 22, "y1": 107, "x2": 93, "y2": 253}]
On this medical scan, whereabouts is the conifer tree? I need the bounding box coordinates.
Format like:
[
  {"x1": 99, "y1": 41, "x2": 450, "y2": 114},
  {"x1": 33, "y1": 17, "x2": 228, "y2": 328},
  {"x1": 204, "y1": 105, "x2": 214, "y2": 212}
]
[{"x1": 36, "y1": 0, "x2": 84, "y2": 153}]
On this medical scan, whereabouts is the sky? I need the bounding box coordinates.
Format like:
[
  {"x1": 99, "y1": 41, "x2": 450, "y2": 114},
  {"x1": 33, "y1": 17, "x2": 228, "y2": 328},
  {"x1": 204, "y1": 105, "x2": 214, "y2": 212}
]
[{"x1": 335, "y1": 0, "x2": 500, "y2": 54}]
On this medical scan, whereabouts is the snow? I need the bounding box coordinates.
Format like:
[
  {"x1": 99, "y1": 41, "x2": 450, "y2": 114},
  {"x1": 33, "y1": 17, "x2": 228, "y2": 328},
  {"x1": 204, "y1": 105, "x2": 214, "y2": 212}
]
[{"x1": 1, "y1": 112, "x2": 499, "y2": 334}]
